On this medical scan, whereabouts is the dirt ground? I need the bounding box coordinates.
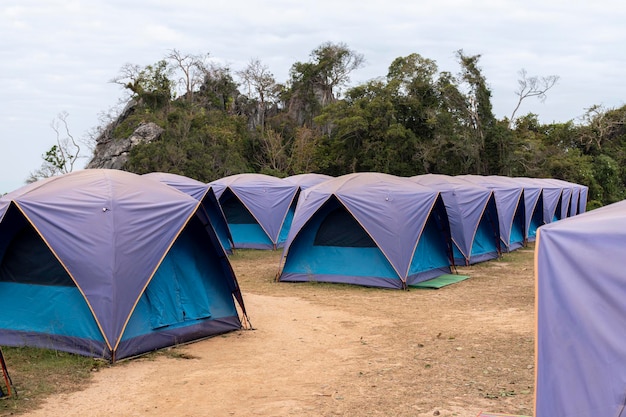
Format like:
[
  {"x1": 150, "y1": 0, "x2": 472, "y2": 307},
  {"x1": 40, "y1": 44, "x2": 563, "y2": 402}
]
[{"x1": 22, "y1": 247, "x2": 535, "y2": 417}]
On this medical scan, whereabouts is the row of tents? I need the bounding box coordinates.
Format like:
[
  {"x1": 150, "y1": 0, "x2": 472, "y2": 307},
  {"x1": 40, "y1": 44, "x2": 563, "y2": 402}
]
[
  {"x1": 209, "y1": 172, "x2": 587, "y2": 289},
  {"x1": 0, "y1": 169, "x2": 587, "y2": 362}
]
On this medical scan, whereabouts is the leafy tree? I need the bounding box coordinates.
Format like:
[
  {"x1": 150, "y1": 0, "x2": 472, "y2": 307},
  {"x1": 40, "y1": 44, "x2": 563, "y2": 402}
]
[
  {"x1": 455, "y1": 50, "x2": 497, "y2": 174},
  {"x1": 196, "y1": 62, "x2": 240, "y2": 113},
  {"x1": 288, "y1": 126, "x2": 320, "y2": 174},
  {"x1": 127, "y1": 109, "x2": 251, "y2": 181},
  {"x1": 508, "y1": 114, "x2": 548, "y2": 176},
  {"x1": 111, "y1": 60, "x2": 173, "y2": 110},
  {"x1": 591, "y1": 154, "x2": 623, "y2": 204},
  {"x1": 432, "y1": 71, "x2": 477, "y2": 174},
  {"x1": 287, "y1": 42, "x2": 364, "y2": 127}
]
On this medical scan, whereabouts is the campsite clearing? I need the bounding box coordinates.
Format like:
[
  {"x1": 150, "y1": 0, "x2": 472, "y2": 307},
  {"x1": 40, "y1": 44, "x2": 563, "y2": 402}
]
[{"x1": 16, "y1": 246, "x2": 535, "y2": 417}]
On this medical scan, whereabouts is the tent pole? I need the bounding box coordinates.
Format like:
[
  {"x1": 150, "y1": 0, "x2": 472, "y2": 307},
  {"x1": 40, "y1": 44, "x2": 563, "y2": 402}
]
[{"x1": 0, "y1": 348, "x2": 16, "y2": 398}]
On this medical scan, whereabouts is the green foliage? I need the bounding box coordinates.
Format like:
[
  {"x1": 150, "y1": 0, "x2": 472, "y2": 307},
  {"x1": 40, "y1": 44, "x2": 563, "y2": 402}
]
[
  {"x1": 127, "y1": 108, "x2": 251, "y2": 182},
  {"x1": 43, "y1": 145, "x2": 68, "y2": 172},
  {"x1": 100, "y1": 46, "x2": 626, "y2": 208},
  {"x1": 0, "y1": 346, "x2": 106, "y2": 415},
  {"x1": 126, "y1": 60, "x2": 173, "y2": 110}
]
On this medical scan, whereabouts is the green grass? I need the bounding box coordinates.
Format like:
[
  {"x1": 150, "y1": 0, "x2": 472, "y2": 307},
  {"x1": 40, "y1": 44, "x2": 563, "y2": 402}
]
[
  {"x1": 0, "y1": 344, "x2": 200, "y2": 416},
  {"x1": 0, "y1": 346, "x2": 108, "y2": 416},
  {"x1": 228, "y1": 248, "x2": 283, "y2": 261}
]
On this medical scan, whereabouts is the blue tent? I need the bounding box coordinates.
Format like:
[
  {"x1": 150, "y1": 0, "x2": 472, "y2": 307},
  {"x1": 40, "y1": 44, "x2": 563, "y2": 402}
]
[
  {"x1": 143, "y1": 172, "x2": 234, "y2": 253},
  {"x1": 578, "y1": 184, "x2": 589, "y2": 214},
  {"x1": 411, "y1": 174, "x2": 500, "y2": 266},
  {"x1": 568, "y1": 182, "x2": 582, "y2": 216},
  {"x1": 535, "y1": 199, "x2": 626, "y2": 417},
  {"x1": 279, "y1": 173, "x2": 453, "y2": 289},
  {"x1": 532, "y1": 178, "x2": 565, "y2": 224},
  {"x1": 549, "y1": 178, "x2": 574, "y2": 218},
  {"x1": 503, "y1": 177, "x2": 544, "y2": 242},
  {"x1": 0, "y1": 170, "x2": 247, "y2": 362},
  {"x1": 455, "y1": 175, "x2": 526, "y2": 252},
  {"x1": 210, "y1": 174, "x2": 299, "y2": 250}
]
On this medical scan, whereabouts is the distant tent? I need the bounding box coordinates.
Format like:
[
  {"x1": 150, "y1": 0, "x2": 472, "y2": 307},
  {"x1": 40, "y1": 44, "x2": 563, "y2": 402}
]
[
  {"x1": 279, "y1": 173, "x2": 453, "y2": 289},
  {"x1": 411, "y1": 174, "x2": 500, "y2": 265},
  {"x1": 535, "y1": 199, "x2": 626, "y2": 417},
  {"x1": 455, "y1": 175, "x2": 526, "y2": 252},
  {"x1": 568, "y1": 182, "x2": 582, "y2": 216},
  {"x1": 548, "y1": 178, "x2": 574, "y2": 218},
  {"x1": 532, "y1": 178, "x2": 565, "y2": 224},
  {"x1": 545, "y1": 178, "x2": 585, "y2": 218},
  {"x1": 568, "y1": 182, "x2": 589, "y2": 215},
  {"x1": 505, "y1": 177, "x2": 544, "y2": 242},
  {"x1": 283, "y1": 173, "x2": 333, "y2": 191},
  {"x1": 0, "y1": 170, "x2": 247, "y2": 362},
  {"x1": 210, "y1": 174, "x2": 299, "y2": 250},
  {"x1": 578, "y1": 184, "x2": 589, "y2": 214},
  {"x1": 143, "y1": 172, "x2": 234, "y2": 253}
]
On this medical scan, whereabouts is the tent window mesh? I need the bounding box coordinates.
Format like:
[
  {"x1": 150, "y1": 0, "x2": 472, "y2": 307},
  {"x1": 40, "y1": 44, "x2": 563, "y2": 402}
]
[
  {"x1": 221, "y1": 195, "x2": 256, "y2": 224},
  {"x1": 0, "y1": 225, "x2": 74, "y2": 286},
  {"x1": 314, "y1": 208, "x2": 376, "y2": 247}
]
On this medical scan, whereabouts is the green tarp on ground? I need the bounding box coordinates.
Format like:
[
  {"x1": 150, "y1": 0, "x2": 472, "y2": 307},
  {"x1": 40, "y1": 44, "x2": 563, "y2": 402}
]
[{"x1": 410, "y1": 274, "x2": 469, "y2": 289}]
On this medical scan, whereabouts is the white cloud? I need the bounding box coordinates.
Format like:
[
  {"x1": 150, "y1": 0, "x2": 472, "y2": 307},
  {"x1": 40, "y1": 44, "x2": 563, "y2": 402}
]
[{"x1": 1, "y1": 0, "x2": 626, "y2": 193}]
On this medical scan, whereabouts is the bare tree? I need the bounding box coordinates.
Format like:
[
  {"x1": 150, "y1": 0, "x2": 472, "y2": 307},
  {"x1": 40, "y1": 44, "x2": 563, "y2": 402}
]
[
  {"x1": 510, "y1": 69, "x2": 559, "y2": 127},
  {"x1": 27, "y1": 112, "x2": 81, "y2": 183},
  {"x1": 166, "y1": 49, "x2": 211, "y2": 102},
  {"x1": 110, "y1": 63, "x2": 143, "y2": 97},
  {"x1": 237, "y1": 58, "x2": 277, "y2": 132}
]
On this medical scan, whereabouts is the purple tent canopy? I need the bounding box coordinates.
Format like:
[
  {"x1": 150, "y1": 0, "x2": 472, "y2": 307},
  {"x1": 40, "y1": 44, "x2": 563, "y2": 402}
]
[
  {"x1": 280, "y1": 172, "x2": 453, "y2": 288},
  {"x1": 530, "y1": 178, "x2": 565, "y2": 223},
  {"x1": 143, "y1": 172, "x2": 212, "y2": 201},
  {"x1": 500, "y1": 177, "x2": 543, "y2": 241},
  {"x1": 547, "y1": 178, "x2": 574, "y2": 218},
  {"x1": 535, "y1": 200, "x2": 626, "y2": 416},
  {"x1": 578, "y1": 184, "x2": 589, "y2": 214},
  {"x1": 455, "y1": 175, "x2": 526, "y2": 252},
  {"x1": 143, "y1": 172, "x2": 234, "y2": 252},
  {"x1": 411, "y1": 174, "x2": 500, "y2": 265},
  {"x1": 283, "y1": 173, "x2": 333, "y2": 190},
  {"x1": 0, "y1": 169, "x2": 246, "y2": 361},
  {"x1": 209, "y1": 173, "x2": 299, "y2": 249}
]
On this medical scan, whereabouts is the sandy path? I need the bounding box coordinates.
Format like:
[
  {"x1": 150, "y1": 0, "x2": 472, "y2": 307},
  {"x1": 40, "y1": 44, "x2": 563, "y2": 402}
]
[
  {"x1": 24, "y1": 294, "x2": 390, "y2": 417},
  {"x1": 22, "y1": 250, "x2": 535, "y2": 417}
]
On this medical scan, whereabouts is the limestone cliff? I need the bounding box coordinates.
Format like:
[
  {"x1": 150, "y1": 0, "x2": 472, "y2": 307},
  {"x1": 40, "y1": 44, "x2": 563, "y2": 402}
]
[{"x1": 86, "y1": 101, "x2": 164, "y2": 170}]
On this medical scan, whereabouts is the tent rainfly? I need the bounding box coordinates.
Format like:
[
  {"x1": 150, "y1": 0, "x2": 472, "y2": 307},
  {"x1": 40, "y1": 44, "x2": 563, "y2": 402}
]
[
  {"x1": 533, "y1": 178, "x2": 566, "y2": 224},
  {"x1": 278, "y1": 172, "x2": 454, "y2": 289},
  {"x1": 411, "y1": 174, "x2": 501, "y2": 266},
  {"x1": 497, "y1": 177, "x2": 544, "y2": 242},
  {"x1": 283, "y1": 173, "x2": 334, "y2": 191},
  {"x1": 143, "y1": 172, "x2": 234, "y2": 253},
  {"x1": 0, "y1": 169, "x2": 248, "y2": 362},
  {"x1": 455, "y1": 175, "x2": 526, "y2": 252},
  {"x1": 210, "y1": 173, "x2": 299, "y2": 250},
  {"x1": 535, "y1": 199, "x2": 626, "y2": 416}
]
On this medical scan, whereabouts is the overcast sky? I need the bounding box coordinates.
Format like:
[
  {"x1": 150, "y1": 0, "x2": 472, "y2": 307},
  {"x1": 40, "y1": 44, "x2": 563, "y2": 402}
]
[{"x1": 1, "y1": 1, "x2": 625, "y2": 194}]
